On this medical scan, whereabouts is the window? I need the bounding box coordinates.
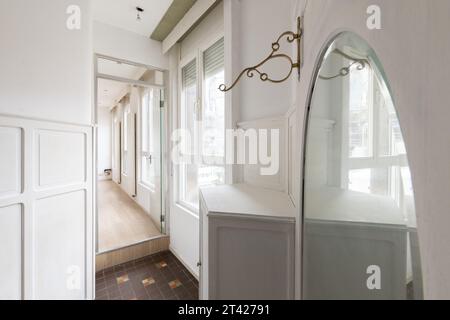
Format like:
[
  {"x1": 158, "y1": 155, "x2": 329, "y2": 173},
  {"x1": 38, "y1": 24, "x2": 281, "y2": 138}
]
[
  {"x1": 348, "y1": 66, "x2": 373, "y2": 158},
  {"x1": 201, "y1": 38, "x2": 226, "y2": 188},
  {"x1": 141, "y1": 88, "x2": 160, "y2": 188},
  {"x1": 179, "y1": 38, "x2": 225, "y2": 211},
  {"x1": 180, "y1": 58, "x2": 199, "y2": 209},
  {"x1": 346, "y1": 66, "x2": 409, "y2": 204}
]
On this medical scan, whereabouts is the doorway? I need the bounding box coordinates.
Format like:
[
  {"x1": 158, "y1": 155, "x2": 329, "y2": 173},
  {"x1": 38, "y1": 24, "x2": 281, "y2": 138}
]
[{"x1": 95, "y1": 54, "x2": 168, "y2": 261}]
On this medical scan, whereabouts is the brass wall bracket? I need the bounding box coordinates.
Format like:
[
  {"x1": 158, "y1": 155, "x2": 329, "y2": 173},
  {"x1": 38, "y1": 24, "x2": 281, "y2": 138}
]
[
  {"x1": 219, "y1": 17, "x2": 303, "y2": 92},
  {"x1": 318, "y1": 48, "x2": 369, "y2": 80}
]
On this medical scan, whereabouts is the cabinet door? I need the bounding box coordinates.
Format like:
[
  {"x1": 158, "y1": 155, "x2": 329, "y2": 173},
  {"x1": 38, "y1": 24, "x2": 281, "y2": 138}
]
[{"x1": 208, "y1": 215, "x2": 295, "y2": 300}]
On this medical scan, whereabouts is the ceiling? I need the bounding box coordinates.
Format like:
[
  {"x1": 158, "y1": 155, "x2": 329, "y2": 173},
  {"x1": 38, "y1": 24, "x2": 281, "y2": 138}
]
[
  {"x1": 93, "y1": 0, "x2": 174, "y2": 37},
  {"x1": 98, "y1": 78, "x2": 130, "y2": 109}
]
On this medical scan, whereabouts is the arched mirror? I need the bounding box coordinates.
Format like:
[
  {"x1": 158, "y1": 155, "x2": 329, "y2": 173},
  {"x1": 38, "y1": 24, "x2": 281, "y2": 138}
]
[{"x1": 302, "y1": 32, "x2": 423, "y2": 300}]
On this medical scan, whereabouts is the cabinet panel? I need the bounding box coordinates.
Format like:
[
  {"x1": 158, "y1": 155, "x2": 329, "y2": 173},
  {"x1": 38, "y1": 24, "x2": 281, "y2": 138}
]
[{"x1": 209, "y1": 216, "x2": 295, "y2": 300}]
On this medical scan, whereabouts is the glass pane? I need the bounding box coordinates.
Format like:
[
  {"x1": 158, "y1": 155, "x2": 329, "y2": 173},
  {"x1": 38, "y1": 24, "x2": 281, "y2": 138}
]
[
  {"x1": 199, "y1": 165, "x2": 225, "y2": 186},
  {"x1": 202, "y1": 69, "x2": 225, "y2": 160},
  {"x1": 303, "y1": 32, "x2": 423, "y2": 300},
  {"x1": 141, "y1": 88, "x2": 160, "y2": 188},
  {"x1": 202, "y1": 39, "x2": 225, "y2": 187},
  {"x1": 180, "y1": 163, "x2": 199, "y2": 207},
  {"x1": 180, "y1": 59, "x2": 199, "y2": 209},
  {"x1": 349, "y1": 67, "x2": 372, "y2": 158},
  {"x1": 377, "y1": 80, "x2": 406, "y2": 157},
  {"x1": 122, "y1": 104, "x2": 130, "y2": 175}
]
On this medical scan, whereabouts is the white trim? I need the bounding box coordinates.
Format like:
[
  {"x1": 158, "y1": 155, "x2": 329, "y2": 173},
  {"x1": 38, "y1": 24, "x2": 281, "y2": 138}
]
[
  {"x1": 0, "y1": 113, "x2": 94, "y2": 129},
  {"x1": 169, "y1": 246, "x2": 199, "y2": 280},
  {"x1": 97, "y1": 73, "x2": 165, "y2": 89},
  {"x1": 96, "y1": 54, "x2": 165, "y2": 72}
]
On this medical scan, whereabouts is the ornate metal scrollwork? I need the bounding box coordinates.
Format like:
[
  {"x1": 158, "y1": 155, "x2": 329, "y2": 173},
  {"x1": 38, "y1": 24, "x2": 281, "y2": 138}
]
[
  {"x1": 318, "y1": 48, "x2": 369, "y2": 80},
  {"x1": 219, "y1": 17, "x2": 303, "y2": 92}
]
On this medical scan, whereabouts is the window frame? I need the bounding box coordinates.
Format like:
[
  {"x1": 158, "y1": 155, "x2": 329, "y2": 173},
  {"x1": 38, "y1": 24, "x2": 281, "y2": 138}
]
[
  {"x1": 342, "y1": 61, "x2": 408, "y2": 199},
  {"x1": 176, "y1": 34, "x2": 226, "y2": 215}
]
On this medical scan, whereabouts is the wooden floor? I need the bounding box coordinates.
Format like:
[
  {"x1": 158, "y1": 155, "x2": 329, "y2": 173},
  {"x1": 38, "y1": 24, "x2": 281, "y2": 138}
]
[{"x1": 98, "y1": 180, "x2": 161, "y2": 253}]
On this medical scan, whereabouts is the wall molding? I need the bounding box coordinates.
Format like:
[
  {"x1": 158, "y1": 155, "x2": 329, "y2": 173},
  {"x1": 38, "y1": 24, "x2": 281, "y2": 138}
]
[{"x1": 0, "y1": 115, "x2": 94, "y2": 300}]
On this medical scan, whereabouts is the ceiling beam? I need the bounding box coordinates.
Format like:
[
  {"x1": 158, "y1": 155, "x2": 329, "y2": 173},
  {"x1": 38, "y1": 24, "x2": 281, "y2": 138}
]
[
  {"x1": 162, "y1": 0, "x2": 219, "y2": 54},
  {"x1": 151, "y1": 0, "x2": 197, "y2": 42}
]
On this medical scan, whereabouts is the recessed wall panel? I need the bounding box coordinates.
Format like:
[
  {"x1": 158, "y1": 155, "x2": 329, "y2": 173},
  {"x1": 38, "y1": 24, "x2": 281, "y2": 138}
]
[
  {"x1": 0, "y1": 127, "x2": 22, "y2": 198},
  {"x1": 0, "y1": 204, "x2": 22, "y2": 300},
  {"x1": 35, "y1": 190, "x2": 86, "y2": 300},
  {"x1": 36, "y1": 130, "x2": 86, "y2": 188}
]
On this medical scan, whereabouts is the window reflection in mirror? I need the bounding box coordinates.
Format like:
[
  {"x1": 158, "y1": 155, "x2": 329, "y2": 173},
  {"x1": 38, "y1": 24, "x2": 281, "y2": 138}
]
[{"x1": 302, "y1": 32, "x2": 423, "y2": 300}]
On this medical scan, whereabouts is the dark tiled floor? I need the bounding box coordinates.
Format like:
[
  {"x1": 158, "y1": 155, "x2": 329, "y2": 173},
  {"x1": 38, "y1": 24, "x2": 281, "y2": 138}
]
[{"x1": 95, "y1": 251, "x2": 199, "y2": 300}]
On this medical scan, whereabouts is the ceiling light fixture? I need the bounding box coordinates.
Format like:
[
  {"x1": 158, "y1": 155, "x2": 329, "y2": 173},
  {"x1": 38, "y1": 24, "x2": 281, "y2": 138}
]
[{"x1": 136, "y1": 7, "x2": 144, "y2": 21}]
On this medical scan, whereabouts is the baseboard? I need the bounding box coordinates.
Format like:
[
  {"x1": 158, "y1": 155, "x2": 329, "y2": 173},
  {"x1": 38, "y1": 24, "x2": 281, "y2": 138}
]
[{"x1": 169, "y1": 245, "x2": 199, "y2": 281}]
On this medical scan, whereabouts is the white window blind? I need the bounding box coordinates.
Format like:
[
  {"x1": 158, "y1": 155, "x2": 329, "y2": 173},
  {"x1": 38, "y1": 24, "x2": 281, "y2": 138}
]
[
  {"x1": 182, "y1": 59, "x2": 197, "y2": 88},
  {"x1": 203, "y1": 38, "x2": 224, "y2": 78}
]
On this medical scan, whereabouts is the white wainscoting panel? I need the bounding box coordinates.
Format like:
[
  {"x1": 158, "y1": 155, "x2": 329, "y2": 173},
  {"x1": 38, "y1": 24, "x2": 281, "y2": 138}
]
[
  {"x1": 0, "y1": 204, "x2": 22, "y2": 300},
  {"x1": 36, "y1": 130, "x2": 86, "y2": 188},
  {"x1": 0, "y1": 126, "x2": 22, "y2": 198},
  {"x1": 34, "y1": 190, "x2": 86, "y2": 300},
  {"x1": 0, "y1": 115, "x2": 93, "y2": 300}
]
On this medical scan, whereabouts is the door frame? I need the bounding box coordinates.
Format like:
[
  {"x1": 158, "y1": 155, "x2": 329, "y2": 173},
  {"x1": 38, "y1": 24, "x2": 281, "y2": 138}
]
[{"x1": 93, "y1": 54, "x2": 169, "y2": 298}]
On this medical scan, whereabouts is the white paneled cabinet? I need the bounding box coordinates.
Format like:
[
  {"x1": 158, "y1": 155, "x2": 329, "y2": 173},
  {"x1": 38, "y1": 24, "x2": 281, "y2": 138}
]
[{"x1": 199, "y1": 184, "x2": 296, "y2": 300}]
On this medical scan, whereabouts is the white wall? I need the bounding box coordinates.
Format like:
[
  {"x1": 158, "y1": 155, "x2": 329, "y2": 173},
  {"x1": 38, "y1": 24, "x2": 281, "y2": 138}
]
[
  {"x1": 292, "y1": 0, "x2": 450, "y2": 300},
  {"x1": 0, "y1": 0, "x2": 94, "y2": 299},
  {"x1": 93, "y1": 21, "x2": 168, "y2": 70},
  {"x1": 232, "y1": 0, "x2": 297, "y2": 122},
  {"x1": 0, "y1": 0, "x2": 93, "y2": 125},
  {"x1": 97, "y1": 108, "x2": 112, "y2": 179}
]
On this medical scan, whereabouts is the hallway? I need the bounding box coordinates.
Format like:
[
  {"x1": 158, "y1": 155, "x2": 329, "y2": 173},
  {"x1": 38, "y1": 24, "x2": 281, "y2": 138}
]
[{"x1": 98, "y1": 180, "x2": 161, "y2": 252}]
